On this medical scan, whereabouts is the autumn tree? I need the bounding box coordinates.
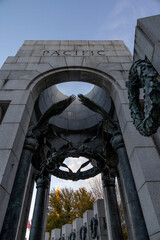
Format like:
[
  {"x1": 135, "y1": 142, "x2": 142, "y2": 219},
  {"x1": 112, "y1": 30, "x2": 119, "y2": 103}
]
[
  {"x1": 46, "y1": 187, "x2": 95, "y2": 233},
  {"x1": 88, "y1": 175, "x2": 104, "y2": 200}
]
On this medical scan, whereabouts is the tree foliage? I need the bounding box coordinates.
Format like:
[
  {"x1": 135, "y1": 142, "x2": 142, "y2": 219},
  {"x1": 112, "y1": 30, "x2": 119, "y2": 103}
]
[{"x1": 46, "y1": 187, "x2": 95, "y2": 233}]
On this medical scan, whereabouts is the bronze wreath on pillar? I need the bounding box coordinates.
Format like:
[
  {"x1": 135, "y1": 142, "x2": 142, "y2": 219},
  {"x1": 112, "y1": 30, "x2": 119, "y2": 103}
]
[
  {"x1": 126, "y1": 59, "x2": 160, "y2": 136},
  {"x1": 90, "y1": 218, "x2": 98, "y2": 239}
]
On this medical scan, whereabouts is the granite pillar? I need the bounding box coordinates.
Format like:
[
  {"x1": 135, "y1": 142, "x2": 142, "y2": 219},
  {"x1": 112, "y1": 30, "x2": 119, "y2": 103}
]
[
  {"x1": 29, "y1": 174, "x2": 50, "y2": 240},
  {"x1": 45, "y1": 232, "x2": 50, "y2": 240},
  {"x1": 83, "y1": 210, "x2": 94, "y2": 240},
  {"x1": 102, "y1": 173, "x2": 124, "y2": 240},
  {"x1": 51, "y1": 228, "x2": 61, "y2": 240},
  {"x1": 111, "y1": 133, "x2": 149, "y2": 240},
  {"x1": 73, "y1": 218, "x2": 83, "y2": 240},
  {"x1": 0, "y1": 135, "x2": 37, "y2": 240},
  {"x1": 62, "y1": 224, "x2": 72, "y2": 240},
  {"x1": 93, "y1": 199, "x2": 108, "y2": 240}
]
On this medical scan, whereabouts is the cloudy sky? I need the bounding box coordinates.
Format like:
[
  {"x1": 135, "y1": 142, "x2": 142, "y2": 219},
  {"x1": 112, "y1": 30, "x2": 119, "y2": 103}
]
[{"x1": 0, "y1": 0, "x2": 160, "y2": 224}]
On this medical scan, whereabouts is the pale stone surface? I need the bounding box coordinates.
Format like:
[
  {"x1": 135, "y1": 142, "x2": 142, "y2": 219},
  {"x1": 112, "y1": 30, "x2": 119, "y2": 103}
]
[
  {"x1": 73, "y1": 218, "x2": 83, "y2": 240},
  {"x1": 115, "y1": 50, "x2": 132, "y2": 56},
  {"x1": 113, "y1": 88, "x2": 129, "y2": 115},
  {"x1": 1, "y1": 63, "x2": 27, "y2": 71},
  {"x1": 62, "y1": 224, "x2": 72, "y2": 240},
  {"x1": 0, "y1": 123, "x2": 25, "y2": 159},
  {"x1": 2, "y1": 104, "x2": 30, "y2": 134},
  {"x1": 5, "y1": 56, "x2": 18, "y2": 63},
  {"x1": 138, "y1": 182, "x2": 160, "y2": 237},
  {"x1": 117, "y1": 103, "x2": 132, "y2": 133},
  {"x1": 108, "y1": 56, "x2": 131, "y2": 63},
  {"x1": 0, "y1": 150, "x2": 18, "y2": 194},
  {"x1": 45, "y1": 232, "x2": 49, "y2": 240},
  {"x1": 0, "y1": 186, "x2": 10, "y2": 231},
  {"x1": 94, "y1": 199, "x2": 108, "y2": 240},
  {"x1": 65, "y1": 56, "x2": 84, "y2": 66},
  {"x1": 123, "y1": 122, "x2": 155, "y2": 157},
  {"x1": 82, "y1": 56, "x2": 108, "y2": 68},
  {"x1": 26, "y1": 63, "x2": 53, "y2": 73},
  {"x1": 97, "y1": 62, "x2": 122, "y2": 72},
  {"x1": 130, "y1": 147, "x2": 160, "y2": 191},
  {"x1": 51, "y1": 228, "x2": 61, "y2": 240},
  {"x1": 16, "y1": 49, "x2": 33, "y2": 57},
  {"x1": 134, "y1": 15, "x2": 160, "y2": 75},
  {"x1": 17, "y1": 56, "x2": 41, "y2": 63},
  {"x1": 2, "y1": 80, "x2": 29, "y2": 90},
  {"x1": 8, "y1": 70, "x2": 39, "y2": 80},
  {"x1": 150, "y1": 231, "x2": 160, "y2": 240},
  {"x1": 40, "y1": 56, "x2": 67, "y2": 68},
  {"x1": 121, "y1": 63, "x2": 132, "y2": 70},
  {"x1": 0, "y1": 70, "x2": 11, "y2": 79},
  {"x1": 83, "y1": 210, "x2": 94, "y2": 240}
]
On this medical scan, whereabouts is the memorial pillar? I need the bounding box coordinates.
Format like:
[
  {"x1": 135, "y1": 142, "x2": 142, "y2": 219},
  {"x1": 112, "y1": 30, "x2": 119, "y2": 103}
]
[
  {"x1": 62, "y1": 224, "x2": 72, "y2": 240},
  {"x1": 45, "y1": 232, "x2": 50, "y2": 240},
  {"x1": 29, "y1": 174, "x2": 50, "y2": 240},
  {"x1": 111, "y1": 133, "x2": 149, "y2": 240},
  {"x1": 73, "y1": 218, "x2": 83, "y2": 240},
  {"x1": 93, "y1": 199, "x2": 108, "y2": 240},
  {"x1": 102, "y1": 173, "x2": 124, "y2": 240},
  {"x1": 83, "y1": 210, "x2": 94, "y2": 240},
  {"x1": 0, "y1": 134, "x2": 37, "y2": 240},
  {"x1": 51, "y1": 228, "x2": 61, "y2": 240}
]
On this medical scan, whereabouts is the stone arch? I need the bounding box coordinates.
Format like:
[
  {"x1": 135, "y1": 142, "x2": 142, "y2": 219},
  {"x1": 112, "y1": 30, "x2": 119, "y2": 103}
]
[
  {"x1": 28, "y1": 67, "x2": 117, "y2": 101},
  {"x1": 1, "y1": 39, "x2": 159, "y2": 240},
  {"x1": 26, "y1": 67, "x2": 125, "y2": 132}
]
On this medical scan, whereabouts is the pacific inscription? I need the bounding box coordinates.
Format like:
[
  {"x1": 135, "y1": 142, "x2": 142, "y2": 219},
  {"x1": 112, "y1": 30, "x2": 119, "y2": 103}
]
[{"x1": 43, "y1": 50, "x2": 106, "y2": 56}]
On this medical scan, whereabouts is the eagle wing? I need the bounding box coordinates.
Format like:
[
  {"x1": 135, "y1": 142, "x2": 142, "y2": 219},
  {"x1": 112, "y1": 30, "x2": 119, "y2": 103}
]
[{"x1": 34, "y1": 95, "x2": 76, "y2": 130}]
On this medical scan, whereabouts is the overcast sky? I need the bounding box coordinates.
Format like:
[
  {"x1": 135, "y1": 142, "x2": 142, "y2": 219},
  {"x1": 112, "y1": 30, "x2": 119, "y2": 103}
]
[{"x1": 1, "y1": 0, "x2": 160, "y2": 224}]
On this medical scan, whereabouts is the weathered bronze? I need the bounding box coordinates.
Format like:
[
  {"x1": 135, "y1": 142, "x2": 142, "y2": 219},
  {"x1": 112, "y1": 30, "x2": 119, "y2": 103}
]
[
  {"x1": 70, "y1": 232, "x2": 76, "y2": 240},
  {"x1": 29, "y1": 174, "x2": 50, "y2": 240},
  {"x1": 37, "y1": 137, "x2": 117, "y2": 181},
  {"x1": 90, "y1": 218, "x2": 98, "y2": 239},
  {"x1": 31, "y1": 95, "x2": 76, "y2": 171},
  {"x1": 80, "y1": 226, "x2": 87, "y2": 240},
  {"x1": 102, "y1": 173, "x2": 124, "y2": 240},
  {"x1": 126, "y1": 59, "x2": 160, "y2": 136}
]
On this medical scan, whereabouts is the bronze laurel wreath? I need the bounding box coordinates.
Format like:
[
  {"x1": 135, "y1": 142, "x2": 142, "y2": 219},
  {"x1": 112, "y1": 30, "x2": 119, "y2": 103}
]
[{"x1": 126, "y1": 59, "x2": 160, "y2": 136}]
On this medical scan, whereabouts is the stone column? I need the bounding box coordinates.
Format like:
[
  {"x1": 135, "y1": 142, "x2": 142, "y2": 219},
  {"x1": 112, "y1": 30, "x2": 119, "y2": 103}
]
[
  {"x1": 29, "y1": 174, "x2": 50, "y2": 240},
  {"x1": 62, "y1": 224, "x2": 72, "y2": 240},
  {"x1": 111, "y1": 133, "x2": 149, "y2": 240},
  {"x1": 0, "y1": 135, "x2": 37, "y2": 240},
  {"x1": 117, "y1": 166, "x2": 133, "y2": 240},
  {"x1": 73, "y1": 218, "x2": 83, "y2": 240},
  {"x1": 16, "y1": 166, "x2": 35, "y2": 240},
  {"x1": 51, "y1": 228, "x2": 61, "y2": 240},
  {"x1": 45, "y1": 232, "x2": 50, "y2": 240},
  {"x1": 93, "y1": 199, "x2": 108, "y2": 240},
  {"x1": 83, "y1": 210, "x2": 94, "y2": 240},
  {"x1": 102, "y1": 173, "x2": 124, "y2": 240}
]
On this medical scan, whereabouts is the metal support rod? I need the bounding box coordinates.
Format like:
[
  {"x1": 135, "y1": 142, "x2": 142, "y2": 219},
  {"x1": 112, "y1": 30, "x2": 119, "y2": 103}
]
[
  {"x1": 111, "y1": 134, "x2": 149, "y2": 240},
  {"x1": 29, "y1": 175, "x2": 50, "y2": 240},
  {"x1": 102, "y1": 173, "x2": 124, "y2": 240}
]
